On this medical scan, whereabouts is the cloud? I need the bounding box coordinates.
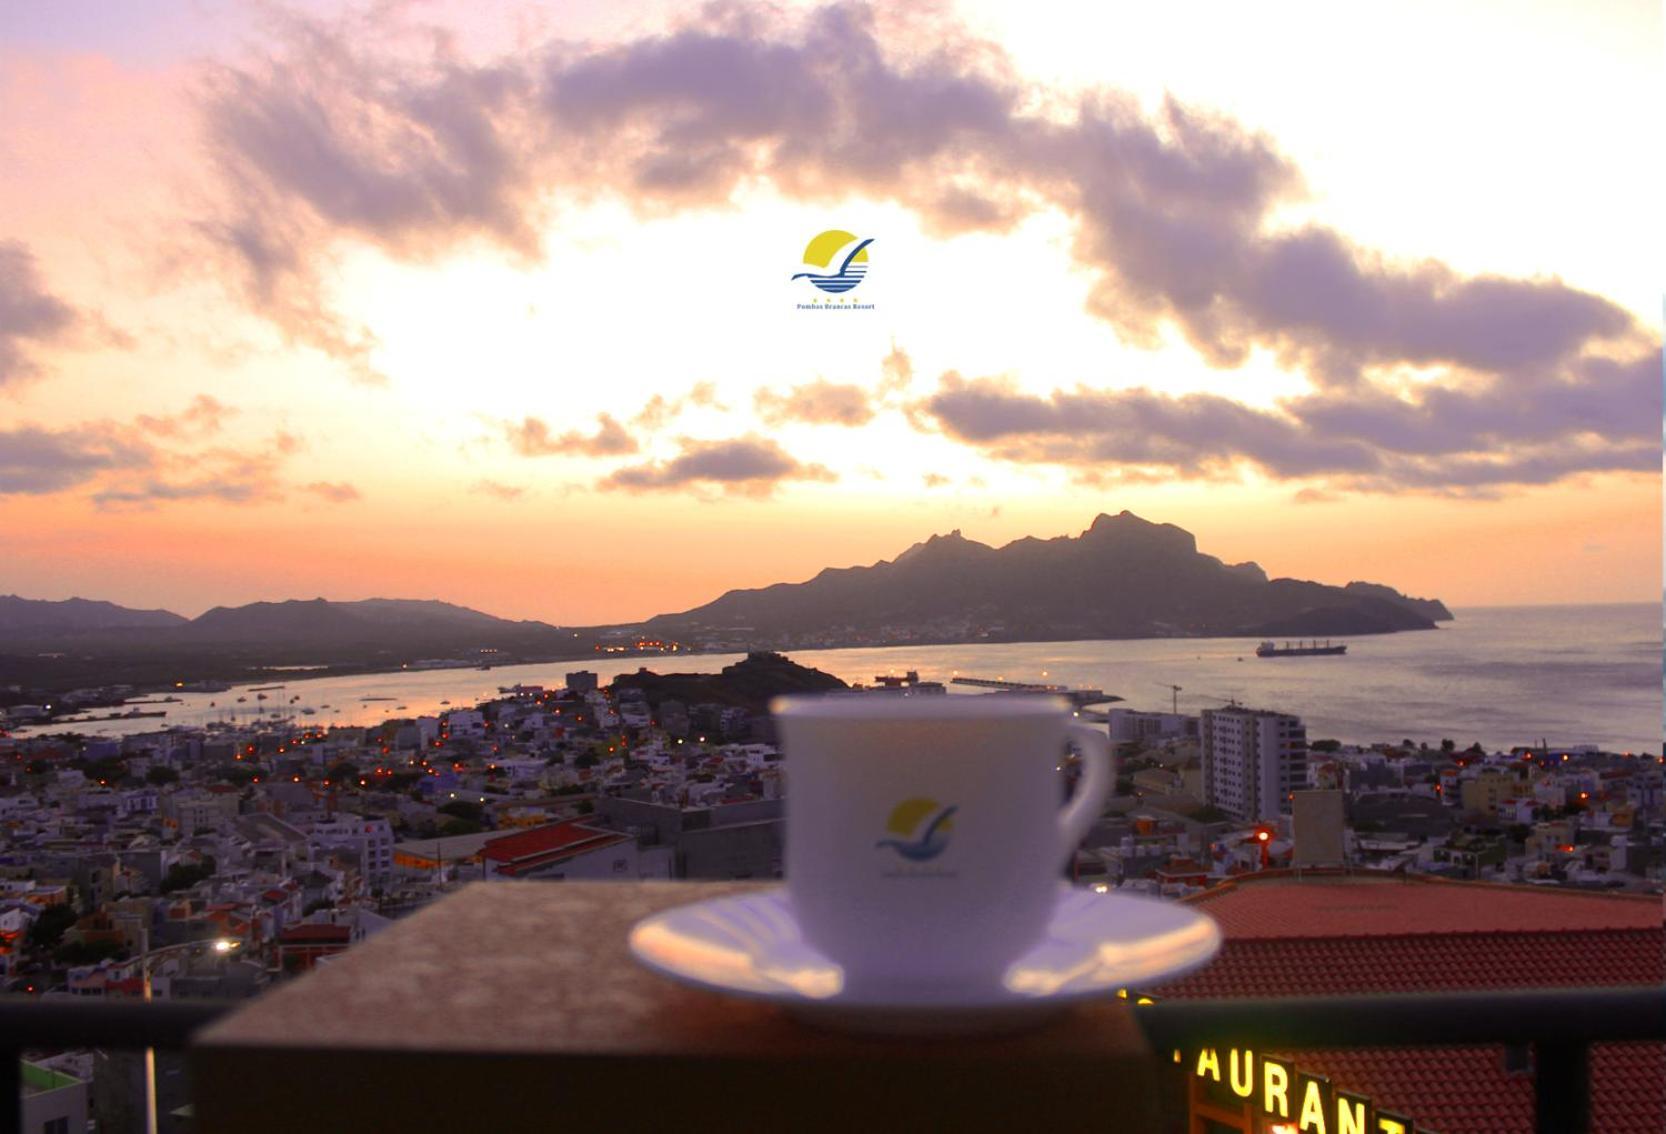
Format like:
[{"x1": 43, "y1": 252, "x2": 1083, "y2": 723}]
[
  {"x1": 917, "y1": 352, "x2": 1660, "y2": 494},
  {"x1": 686, "y1": 380, "x2": 725, "y2": 410},
  {"x1": 0, "y1": 425, "x2": 151, "y2": 494},
  {"x1": 754, "y1": 379, "x2": 875, "y2": 426},
  {"x1": 879, "y1": 342, "x2": 914, "y2": 396},
  {"x1": 194, "y1": 3, "x2": 1646, "y2": 395},
  {"x1": 471, "y1": 479, "x2": 524, "y2": 500},
  {"x1": 631, "y1": 381, "x2": 730, "y2": 431},
  {"x1": 0, "y1": 398, "x2": 324, "y2": 507},
  {"x1": 302, "y1": 480, "x2": 361, "y2": 502},
  {"x1": 91, "y1": 434, "x2": 297, "y2": 510},
  {"x1": 0, "y1": 240, "x2": 80, "y2": 385},
  {"x1": 922, "y1": 472, "x2": 949, "y2": 488},
  {"x1": 505, "y1": 413, "x2": 637, "y2": 457},
  {"x1": 136, "y1": 395, "x2": 235, "y2": 439},
  {"x1": 602, "y1": 435, "x2": 835, "y2": 497}
]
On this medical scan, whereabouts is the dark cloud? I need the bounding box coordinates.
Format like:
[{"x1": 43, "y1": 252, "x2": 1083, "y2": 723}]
[
  {"x1": 198, "y1": 3, "x2": 1645, "y2": 393},
  {"x1": 0, "y1": 241, "x2": 80, "y2": 385},
  {"x1": 754, "y1": 380, "x2": 875, "y2": 426},
  {"x1": 505, "y1": 413, "x2": 637, "y2": 457},
  {"x1": 918, "y1": 352, "x2": 1659, "y2": 494},
  {"x1": 602, "y1": 436, "x2": 834, "y2": 497},
  {"x1": 0, "y1": 426, "x2": 151, "y2": 494},
  {"x1": 302, "y1": 480, "x2": 361, "y2": 502}
]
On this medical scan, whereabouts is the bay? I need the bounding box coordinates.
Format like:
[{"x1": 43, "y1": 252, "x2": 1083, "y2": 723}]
[{"x1": 18, "y1": 604, "x2": 1661, "y2": 753}]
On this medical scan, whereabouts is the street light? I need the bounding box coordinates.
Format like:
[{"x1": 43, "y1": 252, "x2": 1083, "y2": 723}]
[{"x1": 138, "y1": 930, "x2": 238, "y2": 1134}]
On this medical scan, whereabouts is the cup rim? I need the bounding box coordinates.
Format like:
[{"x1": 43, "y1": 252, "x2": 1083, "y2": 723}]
[{"x1": 771, "y1": 692, "x2": 1071, "y2": 720}]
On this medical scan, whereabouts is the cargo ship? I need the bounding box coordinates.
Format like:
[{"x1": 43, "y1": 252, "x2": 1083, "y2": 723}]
[{"x1": 1255, "y1": 640, "x2": 1346, "y2": 657}]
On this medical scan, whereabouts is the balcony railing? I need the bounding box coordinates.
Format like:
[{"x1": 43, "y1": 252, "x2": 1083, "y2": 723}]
[{"x1": 3, "y1": 883, "x2": 1662, "y2": 1134}]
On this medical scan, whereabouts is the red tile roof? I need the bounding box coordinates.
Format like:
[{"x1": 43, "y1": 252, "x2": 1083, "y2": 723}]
[
  {"x1": 1181, "y1": 872, "x2": 1662, "y2": 939},
  {"x1": 1151, "y1": 873, "x2": 1664, "y2": 1134},
  {"x1": 1153, "y1": 929, "x2": 1663, "y2": 999},
  {"x1": 480, "y1": 820, "x2": 618, "y2": 864}
]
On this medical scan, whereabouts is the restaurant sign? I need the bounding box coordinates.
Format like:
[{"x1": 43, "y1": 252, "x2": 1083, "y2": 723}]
[{"x1": 1191, "y1": 1046, "x2": 1424, "y2": 1134}]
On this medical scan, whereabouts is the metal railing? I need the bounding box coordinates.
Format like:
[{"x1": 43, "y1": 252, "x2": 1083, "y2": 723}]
[
  {"x1": 4, "y1": 986, "x2": 1662, "y2": 1134},
  {"x1": 2, "y1": 999, "x2": 231, "y2": 1134}
]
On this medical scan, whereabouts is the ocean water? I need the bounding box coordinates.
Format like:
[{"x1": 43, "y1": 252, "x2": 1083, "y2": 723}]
[{"x1": 19, "y1": 604, "x2": 1661, "y2": 753}]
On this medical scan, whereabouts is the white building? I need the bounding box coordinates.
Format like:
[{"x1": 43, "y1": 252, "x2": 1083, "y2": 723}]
[
  {"x1": 1201, "y1": 706, "x2": 1307, "y2": 822},
  {"x1": 444, "y1": 710, "x2": 486, "y2": 739},
  {"x1": 309, "y1": 813, "x2": 395, "y2": 882},
  {"x1": 1107, "y1": 709, "x2": 1199, "y2": 744}
]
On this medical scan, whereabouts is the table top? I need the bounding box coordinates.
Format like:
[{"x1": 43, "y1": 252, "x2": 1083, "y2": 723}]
[{"x1": 198, "y1": 880, "x2": 1157, "y2": 1062}]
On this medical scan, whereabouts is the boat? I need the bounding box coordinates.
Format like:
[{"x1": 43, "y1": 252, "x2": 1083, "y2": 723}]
[
  {"x1": 1255, "y1": 640, "x2": 1347, "y2": 658},
  {"x1": 301, "y1": 708, "x2": 316, "y2": 715}
]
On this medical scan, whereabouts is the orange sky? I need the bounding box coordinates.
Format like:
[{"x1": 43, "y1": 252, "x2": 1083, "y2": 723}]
[{"x1": 0, "y1": 1, "x2": 1658, "y2": 623}]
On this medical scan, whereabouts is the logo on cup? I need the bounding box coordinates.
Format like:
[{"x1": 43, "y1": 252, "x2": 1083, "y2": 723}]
[
  {"x1": 791, "y1": 230, "x2": 873, "y2": 294},
  {"x1": 875, "y1": 797, "x2": 957, "y2": 862}
]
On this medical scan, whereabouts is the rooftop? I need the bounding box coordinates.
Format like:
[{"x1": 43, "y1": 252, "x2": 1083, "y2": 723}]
[
  {"x1": 479, "y1": 819, "x2": 624, "y2": 865},
  {"x1": 1152, "y1": 871, "x2": 1664, "y2": 1134},
  {"x1": 1177, "y1": 871, "x2": 1662, "y2": 939}
]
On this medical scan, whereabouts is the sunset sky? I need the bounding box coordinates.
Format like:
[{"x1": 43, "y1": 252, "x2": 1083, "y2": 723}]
[{"x1": 1, "y1": 0, "x2": 1659, "y2": 623}]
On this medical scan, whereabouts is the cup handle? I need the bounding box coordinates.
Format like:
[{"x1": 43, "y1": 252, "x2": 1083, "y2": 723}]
[{"x1": 1059, "y1": 722, "x2": 1114, "y2": 860}]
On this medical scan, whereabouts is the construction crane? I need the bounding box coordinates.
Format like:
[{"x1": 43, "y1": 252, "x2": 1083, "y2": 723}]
[{"x1": 1157, "y1": 683, "x2": 1183, "y2": 714}]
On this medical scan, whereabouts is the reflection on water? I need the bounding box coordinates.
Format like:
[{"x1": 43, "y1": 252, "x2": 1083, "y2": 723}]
[{"x1": 18, "y1": 605, "x2": 1660, "y2": 752}]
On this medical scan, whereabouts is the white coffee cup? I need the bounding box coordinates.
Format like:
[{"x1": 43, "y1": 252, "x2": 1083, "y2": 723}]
[{"x1": 773, "y1": 693, "x2": 1112, "y2": 995}]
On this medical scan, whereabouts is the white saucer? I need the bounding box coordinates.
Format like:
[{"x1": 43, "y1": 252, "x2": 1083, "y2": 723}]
[{"x1": 628, "y1": 884, "x2": 1221, "y2": 1034}]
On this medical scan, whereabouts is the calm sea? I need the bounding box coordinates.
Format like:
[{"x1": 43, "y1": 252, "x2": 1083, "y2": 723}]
[{"x1": 20, "y1": 605, "x2": 1662, "y2": 753}]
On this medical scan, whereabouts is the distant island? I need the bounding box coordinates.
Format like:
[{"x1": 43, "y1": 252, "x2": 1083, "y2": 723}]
[
  {"x1": 640, "y1": 511, "x2": 1452, "y2": 647},
  {"x1": 609, "y1": 651, "x2": 847, "y2": 714}
]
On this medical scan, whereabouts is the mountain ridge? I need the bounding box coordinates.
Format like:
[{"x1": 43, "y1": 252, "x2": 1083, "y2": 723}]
[{"x1": 644, "y1": 510, "x2": 1453, "y2": 642}]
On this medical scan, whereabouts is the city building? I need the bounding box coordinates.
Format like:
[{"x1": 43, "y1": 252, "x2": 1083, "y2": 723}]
[
  {"x1": 1202, "y1": 707, "x2": 1308, "y2": 822},
  {"x1": 1108, "y1": 708, "x2": 1200, "y2": 744}
]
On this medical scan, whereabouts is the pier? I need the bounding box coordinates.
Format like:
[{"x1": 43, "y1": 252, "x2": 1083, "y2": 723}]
[{"x1": 949, "y1": 676, "x2": 1121, "y2": 707}]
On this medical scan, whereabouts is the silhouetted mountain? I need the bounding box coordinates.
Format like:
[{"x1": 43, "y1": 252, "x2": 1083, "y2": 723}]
[
  {"x1": 0, "y1": 595, "x2": 585, "y2": 693},
  {"x1": 184, "y1": 598, "x2": 546, "y2": 643},
  {"x1": 610, "y1": 651, "x2": 847, "y2": 713},
  {"x1": 645, "y1": 511, "x2": 1449, "y2": 642},
  {"x1": 1342, "y1": 582, "x2": 1454, "y2": 622},
  {"x1": 0, "y1": 595, "x2": 187, "y2": 632}
]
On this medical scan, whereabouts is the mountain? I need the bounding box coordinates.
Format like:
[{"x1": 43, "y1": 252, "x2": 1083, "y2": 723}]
[
  {"x1": 0, "y1": 595, "x2": 188, "y2": 632},
  {"x1": 1342, "y1": 582, "x2": 1454, "y2": 622},
  {"x1": 644, "y1": 511, "x2": 1451, "y2": 643},
  {"x1": 184, "y1": 598, "x2": 549, "y2": 644},
  {"x1": 0, "y1": 595, "x2": 586, "y2": 694}
]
